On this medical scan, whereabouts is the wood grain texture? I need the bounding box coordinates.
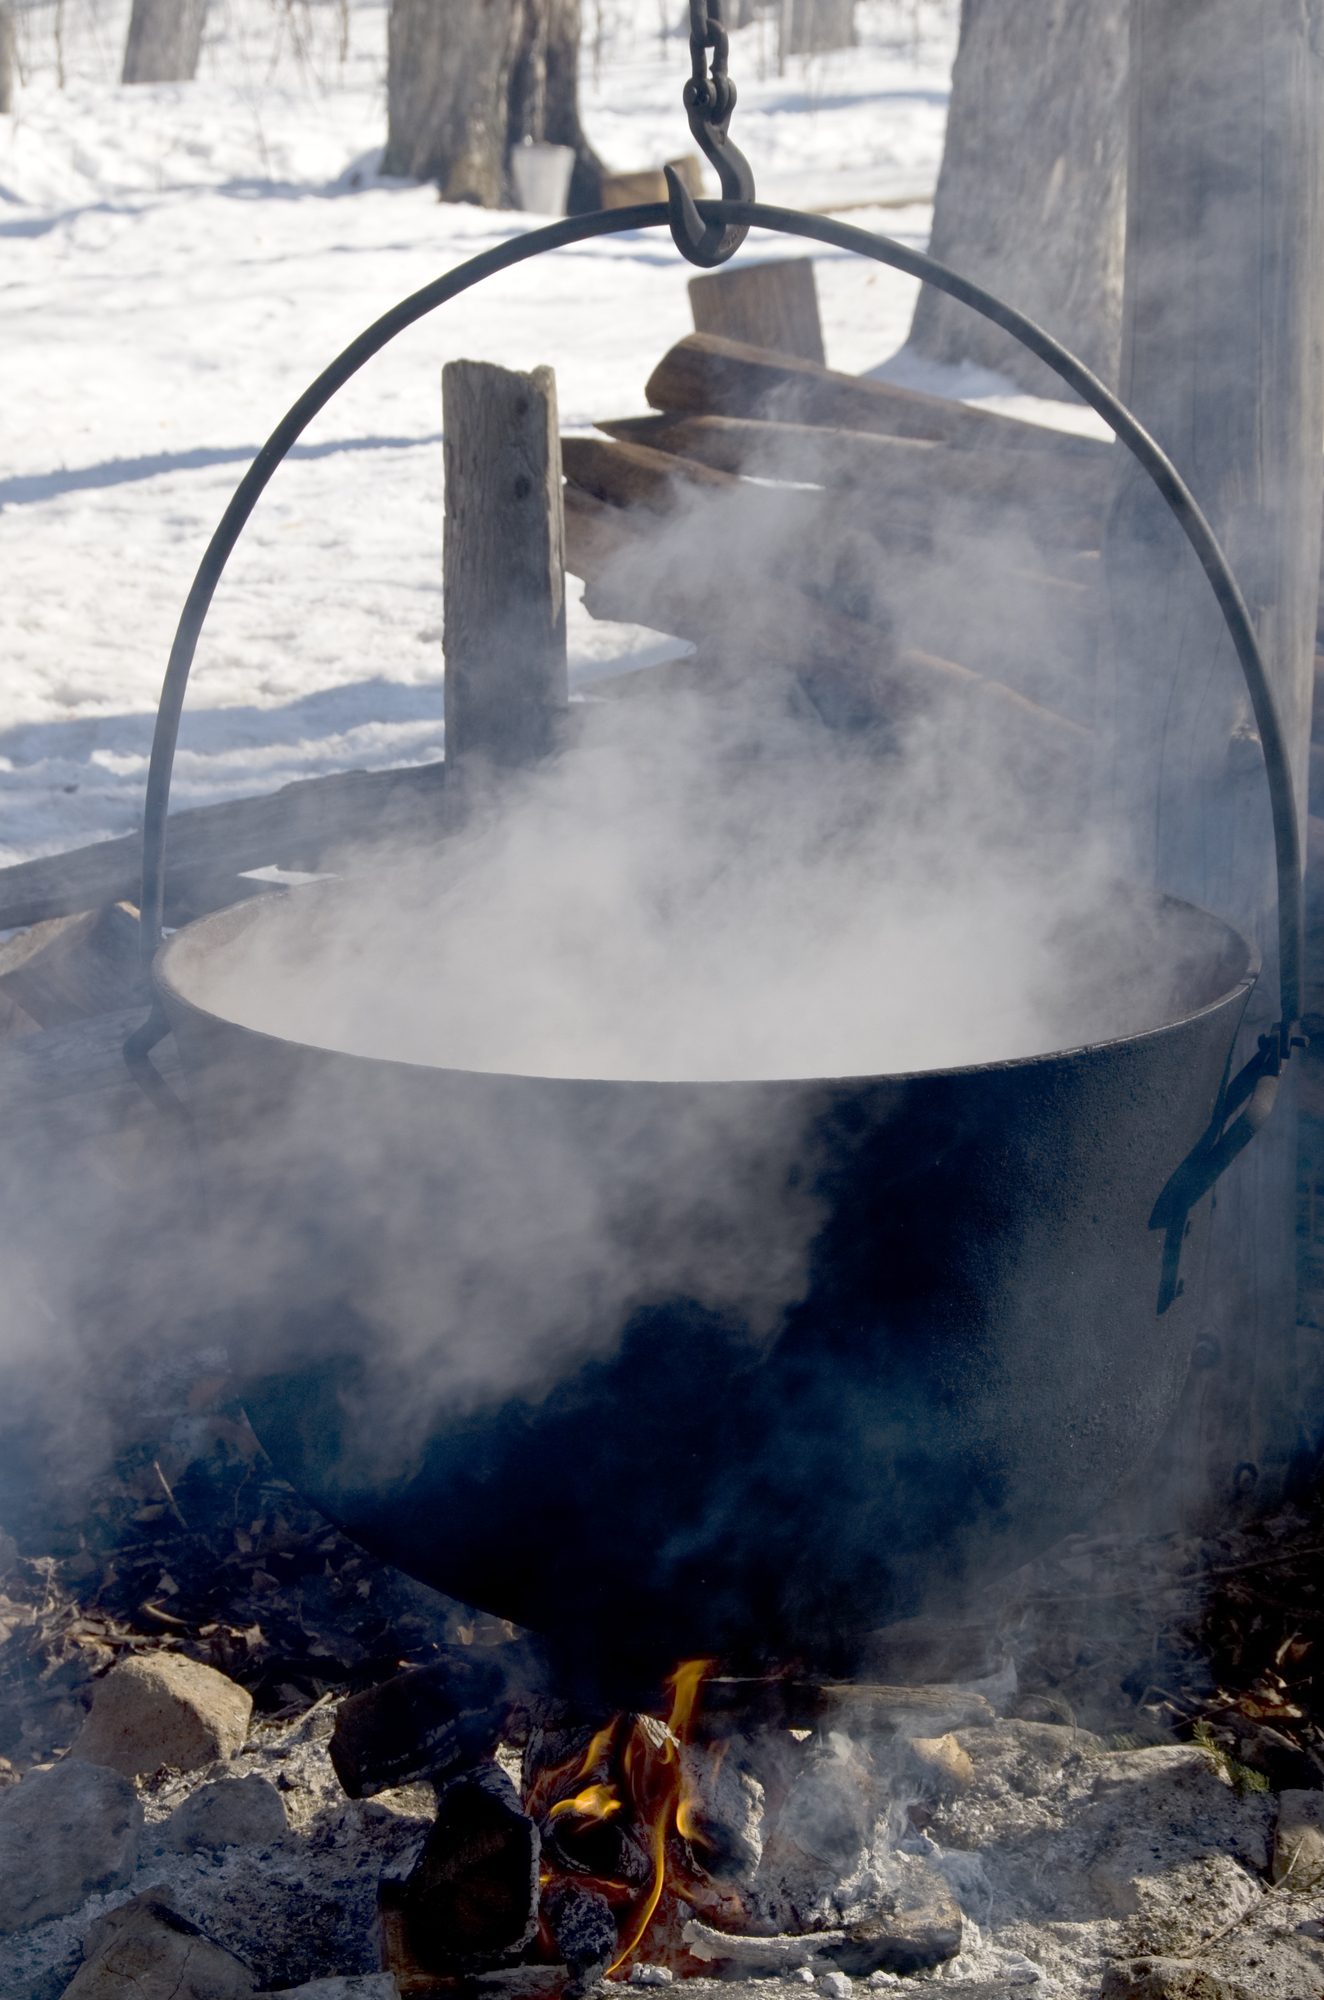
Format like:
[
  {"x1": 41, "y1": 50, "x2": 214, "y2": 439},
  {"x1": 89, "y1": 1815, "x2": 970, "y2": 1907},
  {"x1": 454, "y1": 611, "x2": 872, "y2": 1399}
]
[
  {"x1": 563, "y1": 486, "x2": 1089, "y2": 762},
  {"x1": 1102, "y1": 0, "x2": 1324, "y2": 1509},
  {"x1": 598, "y1": 412, "x2": 1108, "y2": 550},
  {"x1": 0, "y1": 761, "x2": 445, "y2": 934},
  {"x1": 443, "y1": 360, "x2": 567, "y2": 767},
  {"x1": 907, "y1": 0, "x2": 1128, "y2": 393},
  {"x1": 120, "y1": 0, "x2": 207, "y2": 83},
  {"x1": 689, "y1": 260, "x2": 826, "y2": 367},
  {"x1": 645, "y1": 333, "x2": 1113, "y2": 459}
]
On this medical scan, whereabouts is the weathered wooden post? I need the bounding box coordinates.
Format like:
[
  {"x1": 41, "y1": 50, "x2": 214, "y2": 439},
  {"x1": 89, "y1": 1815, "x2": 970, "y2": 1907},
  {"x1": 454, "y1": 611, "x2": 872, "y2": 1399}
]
[
  {"x1": 1102, "y1": 0, "x2": 1324, "y2": 1509},
  {"x1": 442, "y1": 361, "x2": 567, "y2": 768}
]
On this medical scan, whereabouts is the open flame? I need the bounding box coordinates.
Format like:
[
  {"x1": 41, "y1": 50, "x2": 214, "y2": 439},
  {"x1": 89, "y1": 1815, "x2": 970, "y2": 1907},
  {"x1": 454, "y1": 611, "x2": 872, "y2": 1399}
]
[{"x1": 532, "y1": 1658, "x2": 716, "y2": 1976}]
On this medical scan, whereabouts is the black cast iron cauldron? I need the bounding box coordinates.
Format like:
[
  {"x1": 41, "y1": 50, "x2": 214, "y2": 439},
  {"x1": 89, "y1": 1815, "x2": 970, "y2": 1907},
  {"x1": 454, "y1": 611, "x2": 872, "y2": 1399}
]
[{"x1": 130, "y1": 203, "x2": 1305, "y2": 1681}]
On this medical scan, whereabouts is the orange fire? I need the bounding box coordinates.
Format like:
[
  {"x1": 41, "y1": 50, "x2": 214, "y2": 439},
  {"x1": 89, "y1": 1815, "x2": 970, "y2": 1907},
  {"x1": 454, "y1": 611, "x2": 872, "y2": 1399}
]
[
  {"x1": 607, "y1": 1657, "x2": 714, "y2": 1973},
  {"x1": 532, "y1": 1658, "x2": 716, "y2": 1976}
]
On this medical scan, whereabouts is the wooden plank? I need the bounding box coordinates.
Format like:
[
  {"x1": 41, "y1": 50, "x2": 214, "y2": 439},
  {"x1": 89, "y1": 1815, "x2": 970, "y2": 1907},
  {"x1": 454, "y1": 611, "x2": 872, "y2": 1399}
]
[
  {"x1": 562, "y1": 433, "x2": 737, "y2": 511},
  {"x1": 563, "y1": 439, "x2": 1097, "y2": 715},
  {"x1": 443, "y1": 360, "x2": 566, "y2": 767},
  {"x1": 1102, "y1": 0, "x2": 1324, "y2": 1511},
  {"x1": 0, "y1": 902, "x2": 146, "y2": 1028},
  {"x1": 644, "y1": 333, "x2": 1114, "y2": 459},
  {"x1": 563, "y1": 486, "x2": 1090, "y2": 760},
  {"x1": 598, "y1": 411, "x2": 1108, "y2": 545},
  {"x1": 0, "y1": 761, "x2": 446, "y2": 935},
  {"x1": 0, "y1": 1005, "x2": 184, "y2": 1139},
  {"x1": 689, "y1": 259, "x2": 826, "y2": 366}
]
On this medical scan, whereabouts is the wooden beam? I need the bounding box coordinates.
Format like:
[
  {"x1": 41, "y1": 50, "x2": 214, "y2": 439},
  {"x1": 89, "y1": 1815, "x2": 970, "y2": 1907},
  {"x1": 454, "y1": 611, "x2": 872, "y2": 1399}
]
[
  {"x1": 1103, "y1": 0, "x2": 1324, "y2": 1508},
  {"x1": 563, "y1": 487, "x2": 1090, "y2": 761},
  {"x1": 0, "y1": 1005, "x2": 184, "y2": 1139},
  {"x1": 0, "y1": 903, "x2": 145, "y2": 1029},
  {"x1": 563, "y1": 439, "x2": 1098, "y2": 715},
  {"x1": 0, "y1": 761, "x2": 446, "y2": 935},
  {"x1": 598, "y1": 412, "x2": 1108, "y2": 548},
  {"x1": 562, "y1": 433, "x2": 737, "y2": 511},
  {"x1": 688, "y1": 260, "x2": 826, "y2": 366},
  {"x1": 443, "y1": 360, "x2": 566, "y2": 766},
  {"x1": 644, "y1": 333, "x2": 1113, "y2": 459}
]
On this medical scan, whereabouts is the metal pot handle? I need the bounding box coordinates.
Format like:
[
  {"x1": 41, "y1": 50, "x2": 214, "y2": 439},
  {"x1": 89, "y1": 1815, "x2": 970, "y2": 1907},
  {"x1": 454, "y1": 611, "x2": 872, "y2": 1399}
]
[{"x1": 135, "y1": 201, "x2": 1303, "y2": 1074}]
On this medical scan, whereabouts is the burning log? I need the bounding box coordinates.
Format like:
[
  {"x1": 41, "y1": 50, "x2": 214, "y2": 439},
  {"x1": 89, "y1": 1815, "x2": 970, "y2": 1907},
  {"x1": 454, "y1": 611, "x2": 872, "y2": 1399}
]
[
  {"x1": 544, "y1": 1882, "x2": 620, "y2": 1998},
  {"x1": 329, "y1": 1644, "x2": 541, "y2": 1798},
  {"x1": 403, "y1": 1763, "x2": 541, "y2": 1972},
  {"x1": 644, "y1": 332, "x2": 1114, "y2": 463},
  {"x1": 677, "y1": 1741, "x2": 764, "y2": 1883}
]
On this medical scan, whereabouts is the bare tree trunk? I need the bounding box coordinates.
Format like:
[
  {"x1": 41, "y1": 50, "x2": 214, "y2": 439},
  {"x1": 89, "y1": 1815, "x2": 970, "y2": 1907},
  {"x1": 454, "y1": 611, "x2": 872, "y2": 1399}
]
[
  {"x1": 385, "y1": 0, "x2": 520, "y2": 201},
  {"x1": 1100, "y1": 0, "x2": 1324, "y2": 1514},
  {"x1": 0, "y1": 6, "x2": 15, "y2": 115},
  {"x1": 906, "y1": 0, "x2": 1129, "y2": 394},
  {"x1": 540, "y1": 0, "x2": 604, "y2": 212},
  {"x1": 121, "y1": 0, "x2": 208, "y2": 84},
  {"x1": 779, "y1": 0, "x2": 854, "y2": 61},
  {"x1": 386, "y1": 0, "x2": 601, "y2": 210}
]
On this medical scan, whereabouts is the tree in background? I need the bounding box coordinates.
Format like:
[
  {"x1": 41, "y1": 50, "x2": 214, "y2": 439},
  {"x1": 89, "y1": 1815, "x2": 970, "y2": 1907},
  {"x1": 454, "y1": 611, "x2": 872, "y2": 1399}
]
[
  {"x1": 384, "y1": 0, "x2": 602, "y2": 212},
  {"x1": 122, "y1": 0, "x2": 209, "y2": 84},
  {"x1": 0, "y1": 5, "x2": 14, "y2": 114},
  {"x1": 905, "y1": 0, "x2": 1129, "y2": 394}
]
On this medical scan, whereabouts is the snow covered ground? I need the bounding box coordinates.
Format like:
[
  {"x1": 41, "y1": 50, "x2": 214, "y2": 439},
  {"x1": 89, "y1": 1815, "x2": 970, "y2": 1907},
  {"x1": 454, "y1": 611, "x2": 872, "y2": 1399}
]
[{"x1": 0, "y1": 0, "x2": 1056, "y2": 869}]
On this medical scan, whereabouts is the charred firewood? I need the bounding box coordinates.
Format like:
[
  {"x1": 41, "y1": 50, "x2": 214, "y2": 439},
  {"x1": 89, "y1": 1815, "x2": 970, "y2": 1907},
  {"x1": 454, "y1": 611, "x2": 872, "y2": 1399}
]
[
  {"x1": 678, "y1": 1742, "x2": 764, "y2": 1883},
  {"x1": 329, "y1": 1641, "x2": 544, "y2": 1798},
  {"x1": 544, "y1": 1881, "x2": 619, "y2": 1999},
  {"x1": 542, "y1": 1805, "x2": 652, "y2": 1888},
  {"x1": 402, "y1": 1763, "x2": 541, "y2": 1972},
  {"x1": 820, "y1": 1857, "x2": 962, "y2": 1976}
]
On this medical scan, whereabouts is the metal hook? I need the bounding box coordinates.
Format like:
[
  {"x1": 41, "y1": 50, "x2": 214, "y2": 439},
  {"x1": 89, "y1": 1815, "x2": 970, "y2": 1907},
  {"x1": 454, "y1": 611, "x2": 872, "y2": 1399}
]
[{"x1": 666, "y1": 71, "x2": 755, "y2": 268}]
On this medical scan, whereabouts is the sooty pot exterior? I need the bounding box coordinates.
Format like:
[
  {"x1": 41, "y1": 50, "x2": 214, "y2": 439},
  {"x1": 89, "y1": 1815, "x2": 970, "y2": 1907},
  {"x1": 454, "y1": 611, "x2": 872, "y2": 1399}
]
[{"x1": 157, "y1": 890, "x2": 1255, "y2": 1680}]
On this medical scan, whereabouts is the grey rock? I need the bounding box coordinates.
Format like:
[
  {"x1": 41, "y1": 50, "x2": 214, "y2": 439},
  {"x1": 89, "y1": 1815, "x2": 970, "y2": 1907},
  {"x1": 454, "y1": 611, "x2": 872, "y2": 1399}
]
[
  {"x1": 0, "y1": 1757, "x2": 142, "y2": 1931},
  {"x1": 73, "y1": 1654, "x2": 252, "y2": 1779},
  {"x1": 59, "y1": 1894, "x2": 255, "y2": 1998},
  {"x1": 163, "y1": 1773, "x2": 288, "y2": 1853},
  {"x1": 1272, "y1": 1788, "x2": 1324, "y2": 1888},
  {"x1": 1099, "y1": 1956, "x2": 1252, "y2": 2000}
]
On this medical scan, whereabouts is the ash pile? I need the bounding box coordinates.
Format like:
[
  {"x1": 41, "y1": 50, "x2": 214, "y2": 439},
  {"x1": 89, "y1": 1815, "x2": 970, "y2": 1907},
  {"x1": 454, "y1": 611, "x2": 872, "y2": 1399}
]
[{"x1": 4, "y1": 1415, "x2": 1324, "y2": 2000}]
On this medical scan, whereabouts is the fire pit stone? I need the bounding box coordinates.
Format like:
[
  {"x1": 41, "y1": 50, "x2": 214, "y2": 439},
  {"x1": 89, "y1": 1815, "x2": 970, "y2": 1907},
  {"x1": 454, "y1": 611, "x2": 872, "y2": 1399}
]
[
  {"x1": 72, "y1": 1653, "x2": 253, "y2": 1780},
  {"x1": 58, "y1": 1892, "x2": 255, "y2": 1999},
  {"x1": 0, "y1": 1756, "x2": 142, "y2": 1931}
]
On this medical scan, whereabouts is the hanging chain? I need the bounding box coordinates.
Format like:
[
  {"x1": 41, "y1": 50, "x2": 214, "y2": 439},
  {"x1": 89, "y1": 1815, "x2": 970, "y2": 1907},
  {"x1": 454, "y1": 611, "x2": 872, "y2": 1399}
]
[
  {"x1": 687, "y1": 0, "x2": 734, "y2": 122},
  {"x1": 667, "y1": 0, "x2": 754, "y2": 265}
]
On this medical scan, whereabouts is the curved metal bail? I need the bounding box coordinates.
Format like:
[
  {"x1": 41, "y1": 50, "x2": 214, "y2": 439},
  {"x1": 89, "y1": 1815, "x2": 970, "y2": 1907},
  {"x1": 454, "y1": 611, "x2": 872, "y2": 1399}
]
[{"x1": 666, "y1": 89, "x2": 755, "y2": 268}]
